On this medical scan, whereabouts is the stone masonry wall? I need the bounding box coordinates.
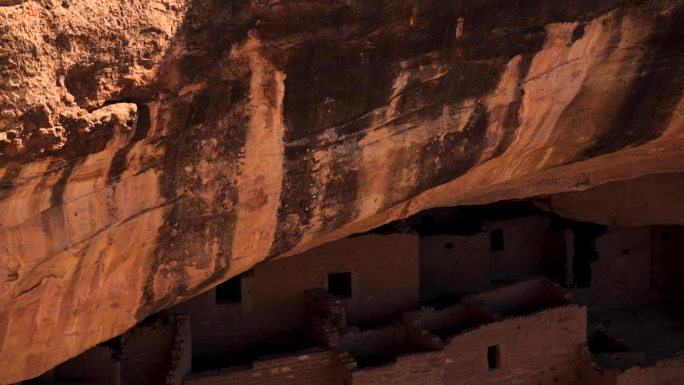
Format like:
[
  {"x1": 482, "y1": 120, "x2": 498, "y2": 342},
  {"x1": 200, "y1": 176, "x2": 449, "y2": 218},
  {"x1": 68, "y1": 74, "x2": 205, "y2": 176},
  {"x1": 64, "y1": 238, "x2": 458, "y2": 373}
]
[
  {"x1": 573, "y1": 227, "x2": 652, "y2": 306},
  {"x1": 183, "y1": 349, "x2": 340, "y2": 385},
  {"x1": 350, "y1": 351, "x2": 444, "y2": 385},
  {"x1": 419, "y1": 233, "x2": 490, "y2": 300},
  {"x1": 168, "y1": 234, "x2": 419, "y2": 357},
  {"x1": 485, "y1": 217, "x2": 550, "y2": 282},
  {"x1": 121, "y1": 317, "x2": 177, "y2": 385},
  {"x1": 443, "y1": 305, "x2": 587, "y2": 385}
]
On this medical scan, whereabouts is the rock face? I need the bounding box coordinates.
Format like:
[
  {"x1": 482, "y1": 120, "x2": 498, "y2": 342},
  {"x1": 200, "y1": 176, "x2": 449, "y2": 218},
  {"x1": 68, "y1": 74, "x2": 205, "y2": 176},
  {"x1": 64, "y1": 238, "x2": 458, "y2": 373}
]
[
  {"x1": 536, "y1": 172, "x2": 684, "y2": 227},
  {"x1": 0, "y1": 0, "x2": 683, "y2": 382}
]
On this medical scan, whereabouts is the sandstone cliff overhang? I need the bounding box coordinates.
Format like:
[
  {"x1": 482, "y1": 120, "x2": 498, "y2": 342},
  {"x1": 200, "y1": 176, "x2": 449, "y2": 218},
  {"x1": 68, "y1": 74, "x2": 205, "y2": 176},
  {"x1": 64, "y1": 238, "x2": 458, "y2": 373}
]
[{"x1": 1, "y1": 0, "x2": 683, "y2": 382}]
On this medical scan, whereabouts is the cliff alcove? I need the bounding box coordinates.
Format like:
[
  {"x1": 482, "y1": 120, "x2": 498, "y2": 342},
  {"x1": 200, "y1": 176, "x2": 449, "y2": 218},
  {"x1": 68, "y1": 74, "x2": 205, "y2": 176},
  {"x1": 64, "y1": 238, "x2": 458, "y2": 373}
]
[{"x1": 1, "y1": 0, "x2": 683, "y2": 383}]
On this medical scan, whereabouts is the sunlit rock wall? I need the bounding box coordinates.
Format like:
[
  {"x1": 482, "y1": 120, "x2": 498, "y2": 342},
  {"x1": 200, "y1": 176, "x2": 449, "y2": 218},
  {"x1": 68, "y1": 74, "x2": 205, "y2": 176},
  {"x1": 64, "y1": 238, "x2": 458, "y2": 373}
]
[{"x1": 0, "y1": 0, "x2": 683, "y2": 382}]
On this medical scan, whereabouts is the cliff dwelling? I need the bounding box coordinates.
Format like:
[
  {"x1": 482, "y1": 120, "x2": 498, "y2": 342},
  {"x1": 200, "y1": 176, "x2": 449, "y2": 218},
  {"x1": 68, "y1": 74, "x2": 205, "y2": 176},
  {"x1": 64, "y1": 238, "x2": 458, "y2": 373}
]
[
  {"x1": 16, "y1": 174, "x2": 684, "y2": 385},
  {"x1": 1, "y1": 0, "x2": 684, "y2": 384}
]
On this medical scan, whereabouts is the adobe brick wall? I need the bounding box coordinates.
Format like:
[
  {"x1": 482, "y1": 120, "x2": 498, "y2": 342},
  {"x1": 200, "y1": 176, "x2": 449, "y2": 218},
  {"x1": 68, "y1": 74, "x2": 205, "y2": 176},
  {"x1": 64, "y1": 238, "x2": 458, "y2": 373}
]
[
  {"x1": 121, "y1": 317, "x2": 177, "y2": 385},
  {"x1": 573, "y1": 227, "x2": 652, "y2": 306},
  {"x1": 350, "y1": 351, "x2": 444, "y2": 385},
  {"x1": 485, "y1": 216, "x2": 550, "y2": 281},
  {"x1": 443, "y1": 305, "x2": 587, "y2": 385},
  {"x1": 258, "y1": 234, "x2": 420, "y2": 326},
  {"x1": 167, "y1": 234, "x2": 419, "y2": 357},
  {"x1": 419, "y1": 233, "x2": 490, "y2": 300},
  {"x1": 183, "y1": 349, "x2": 341, "y2": 385}
]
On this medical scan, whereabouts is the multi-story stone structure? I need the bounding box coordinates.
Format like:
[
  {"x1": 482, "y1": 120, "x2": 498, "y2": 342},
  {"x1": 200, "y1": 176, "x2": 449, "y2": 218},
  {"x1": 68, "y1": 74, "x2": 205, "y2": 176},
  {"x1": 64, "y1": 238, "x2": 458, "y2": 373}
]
[{"x1": 20, "y1": 218, "x2": 684, "y2": 385}]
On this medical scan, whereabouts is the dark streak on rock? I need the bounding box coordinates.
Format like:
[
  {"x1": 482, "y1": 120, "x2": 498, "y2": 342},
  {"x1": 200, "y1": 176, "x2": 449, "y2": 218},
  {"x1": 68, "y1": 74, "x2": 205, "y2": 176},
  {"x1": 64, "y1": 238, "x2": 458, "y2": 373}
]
[
  {"x1": 57, "y1": 113, "x2": 117, "y2": 158},
  {"x1": 269, "y1": 0, "x2": 615, "y2": 243},
  {"x1": 377, "y1": 22, "x2": 546, "y2": 209},
  {"x1": 453, "y1": 0, "x2": 632, "y2": 30},
  {"x1": 0, "y1": 163, "x2": 21, "y2": 201},
  {"x1": 320, "y1": 144, "x2": 361, "y2": 233},
  {"x1": 107, "y1": 103, "x2": 150, "y2": 184},
  {"x1": 133, "y1": 0, "x2": 257, "y2": 318},
  {"x1": 137, "y1": 85, "x2": 247, "y2": 319},
  {"x1": 50, "y1": 158, "x2": 82, "y2": 208},
  {"x1": 268, "y1": 147, "x2": 317, "y2": 257},
  {"x1": 578, "y1": 7, "x2": 684, "y2": 159},
  {"x1": 413, "y1": 102, "x2": 490, "y2": 196},
  {"x1": 492, "y1": 53, "x2": 537, "y2": 159},
  {"x1": 129, "y1": 0, "x2": 678, "y2": 320}
]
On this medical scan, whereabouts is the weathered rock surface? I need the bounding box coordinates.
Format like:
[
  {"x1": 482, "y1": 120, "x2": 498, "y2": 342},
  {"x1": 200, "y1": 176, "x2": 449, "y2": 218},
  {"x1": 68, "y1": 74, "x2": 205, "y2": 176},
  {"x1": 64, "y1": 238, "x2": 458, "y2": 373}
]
[
  {"x1": 0, "y1": 0, "x2": 683, "y2": 382},
  {"x1": 535, "y1": 172, "x2": 684, "y2": 227}
]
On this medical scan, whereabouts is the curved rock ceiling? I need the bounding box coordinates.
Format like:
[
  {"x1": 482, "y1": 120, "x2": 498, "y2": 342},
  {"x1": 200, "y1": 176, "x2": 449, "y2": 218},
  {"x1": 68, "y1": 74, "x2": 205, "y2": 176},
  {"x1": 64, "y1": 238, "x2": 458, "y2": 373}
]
[
  {"x1": 535, "y1": 172, "x2": 684, "y2": 227},
  {"x1": 1, "y1": 0, "x2": 683, "y2": 382}
]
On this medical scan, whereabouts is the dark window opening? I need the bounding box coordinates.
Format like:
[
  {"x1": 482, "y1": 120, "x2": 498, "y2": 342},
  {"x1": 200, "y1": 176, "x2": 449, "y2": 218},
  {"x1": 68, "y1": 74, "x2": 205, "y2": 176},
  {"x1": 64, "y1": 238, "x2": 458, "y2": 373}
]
[
  {"x1": 444, "y1": 242, "x2": 454, "y2": 249},
  {"x1": 487, "y1": 345, "x2": 501, "y2": 370},
  {"x1": 490, "y1": 229, "x2": 504, "y2": 252},
  {"x1": 328, "y1": 272, "x2": 352, "y2": 298},
  {"x1": 216, "y1": 276, "x2": 242, "y2": 304},
  {"x1": 572, "y1": 223, "x2": 605, "y2": 288},
  {"x1": 621, "y1": 249, "x2": 630, "y2": 255},
  {"x1": 662, "y1": 232, "x2": 672, "y2": 241}
]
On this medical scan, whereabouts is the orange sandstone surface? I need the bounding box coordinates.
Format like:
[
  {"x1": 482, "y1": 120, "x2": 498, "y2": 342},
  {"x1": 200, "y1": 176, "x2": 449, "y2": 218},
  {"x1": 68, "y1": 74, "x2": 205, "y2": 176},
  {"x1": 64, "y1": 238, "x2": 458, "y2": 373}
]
[{"x1": 0, "y1": 0, "x2": 683, "y2": 382}]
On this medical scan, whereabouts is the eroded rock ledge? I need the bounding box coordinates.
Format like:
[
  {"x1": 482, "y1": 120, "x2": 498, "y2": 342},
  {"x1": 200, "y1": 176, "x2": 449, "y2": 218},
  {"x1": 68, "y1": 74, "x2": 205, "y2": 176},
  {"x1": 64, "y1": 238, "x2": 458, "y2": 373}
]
[{"x1": 1, "y1": 0, "x2": 683, "y2": 382}]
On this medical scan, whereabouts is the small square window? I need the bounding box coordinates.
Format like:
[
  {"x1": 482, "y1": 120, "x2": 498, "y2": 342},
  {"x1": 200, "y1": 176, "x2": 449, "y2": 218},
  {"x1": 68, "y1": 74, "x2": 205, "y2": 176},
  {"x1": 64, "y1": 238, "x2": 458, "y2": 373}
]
[
  {"x1": 444, "y1": 242, "x2": 454, "y2": 249},
  {"x1": 662, "y1": 232, "x2": 672, "y2": 241},
  {"x1": 490, "y1": 229, "x2": 504, "y2": 252},
  {"x1": 328, "y1": 272, "x2": 352, "y2": 298},
  {"x1": 216, "y1": 276, "x2": 242, "y2": 304},
  {"x1": 621, "y1": 249, "x2": 630, "y2": 255},
  {"x1": 487, "y1": 345, "x2": 501, "y2": 370}
]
